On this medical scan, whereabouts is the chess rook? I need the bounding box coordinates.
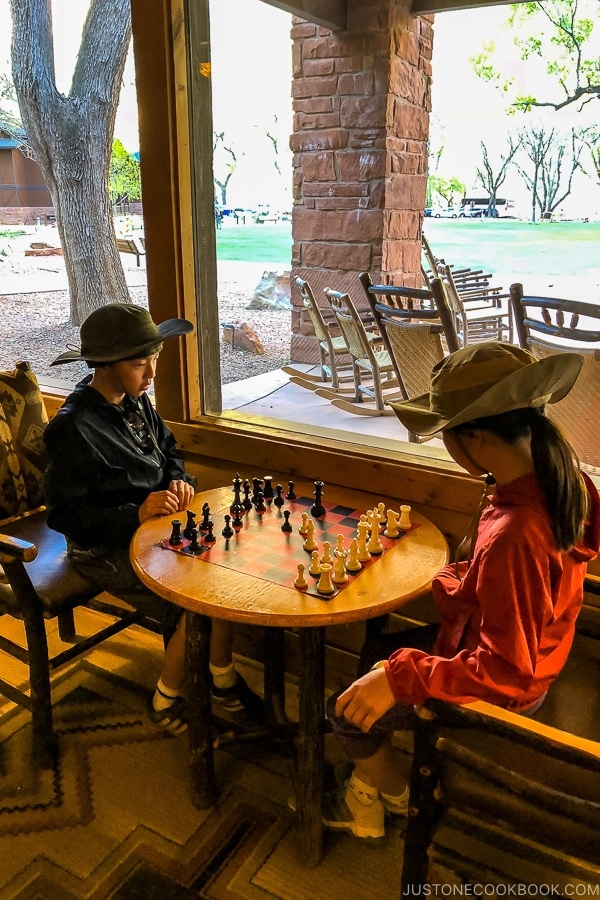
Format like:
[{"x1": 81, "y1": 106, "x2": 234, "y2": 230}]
[{"x1": 399, "y1": 504, "x2": 412, "y2": 530}]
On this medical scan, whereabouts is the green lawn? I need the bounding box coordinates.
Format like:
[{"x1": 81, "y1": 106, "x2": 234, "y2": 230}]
[{"x1": 215, "y1": 218, "x2": 600, "y2": 281}]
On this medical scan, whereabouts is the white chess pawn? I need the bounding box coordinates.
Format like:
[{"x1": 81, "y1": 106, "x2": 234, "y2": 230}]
[
  {"x1": 356, "y1": 520, "x2": 371, "y2": 562},
  {"x1": 294, "y1": 563, "x2": 308, "y2": 591},
  {"x1": 308, "y1": 549, "x2": 322, "y2": 576},
  {"x1": 303, "y1": 519, "x2": 318, "y2": 551},
  {"x1": 384, "y1": 508, "x2": 400, "y2": 539},
  {"x1": 345, "y1": 538, "x2": 362, "y2": 572},
  {"x1": 335, "y1": 534, "x2": 346, "y2": 558},
  {"x1": 316, "y1": 563, "x2": 335, "y2": 595},
  {"x1": 399, "y1": 504, "x2": 412, "y2": 531},
  {"x1": 321, "y1": 540, "x2": 333, "y2": 565},
  {"x1": 299, "y1": 512, "x2": 309, "y2": 536},
  {"x1": 378, "y1": 501, "x2": 386, "y2": 520}
]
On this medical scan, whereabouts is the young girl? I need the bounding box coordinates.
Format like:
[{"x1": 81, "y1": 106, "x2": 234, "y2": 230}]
[{"x1": 322, "y1": 342, "x2": 600, "y2": 839}]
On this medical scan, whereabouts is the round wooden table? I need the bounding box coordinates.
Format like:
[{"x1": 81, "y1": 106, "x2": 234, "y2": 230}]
[{"x1": 131, "y1": 481, "x2": 449, "y2": 866}]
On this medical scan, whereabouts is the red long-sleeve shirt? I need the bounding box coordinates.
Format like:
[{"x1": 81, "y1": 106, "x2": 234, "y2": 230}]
[{"x1": 385, "y1": 472, "x2": 600, "y2": 711}]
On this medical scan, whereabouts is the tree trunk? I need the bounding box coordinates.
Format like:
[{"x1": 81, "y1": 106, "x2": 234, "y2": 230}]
[{"x1": 10, "y1": 0, "x2": 132, "y2": 325}]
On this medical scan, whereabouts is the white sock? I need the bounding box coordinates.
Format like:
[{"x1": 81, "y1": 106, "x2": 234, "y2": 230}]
[
  {"x1": 153, "y1": 678, "x2": 180, "y2": 711},
  {"x1": 381, "y1": 784, "x2": 409, "y2": 805},
  {"x1": 209, "y1": 661, "x2": 237, "y2": 689},
  {"x1": 348, "y1": 773, "x2": 379, "y2": 806}
]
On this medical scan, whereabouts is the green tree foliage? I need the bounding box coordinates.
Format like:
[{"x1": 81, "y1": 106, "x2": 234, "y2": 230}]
[
  {"x1": 472, "y1": 0, "x2": 599, "y2": 113},
  {"x1": 109, "y1": 138, "x2": 141, "y2": 206},
  {"x1": 428, "y1": 174, "x2": 466, "y2": 207}
]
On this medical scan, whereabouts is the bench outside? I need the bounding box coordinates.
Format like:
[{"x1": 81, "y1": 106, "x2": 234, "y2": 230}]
[{"x1": 116, "y1": 235, "x2": 146, "y2": 267}]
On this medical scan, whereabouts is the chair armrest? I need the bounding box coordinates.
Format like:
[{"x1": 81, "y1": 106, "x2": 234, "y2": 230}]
[{"x1": 0, "y1": 533, "x2": 38, "y2": 564}]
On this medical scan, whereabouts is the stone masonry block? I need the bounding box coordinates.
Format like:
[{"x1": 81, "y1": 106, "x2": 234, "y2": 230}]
[
  {"x1": 302, "y1": 242, "x2": 372, "y2": 271},
  {"x1": 290, "y1": 129, "x2": 349, "y2": 153}
]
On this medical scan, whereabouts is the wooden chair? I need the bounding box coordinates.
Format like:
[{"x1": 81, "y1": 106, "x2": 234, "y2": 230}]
[
  {"x1": 0, "y1": 362, "x2": 158, "y2": 766},
  {"x1": 421, "y1": 233, "x2": 493, "y2": 297},
  {"x1": 401, "y1": 671, "x2": 600, "y2": 893},
  {"x1": 509, "y1": 283, "x2": 600, "y2": 469},
  {"x1": 439, "y1": 262, "x2": 512, "y2": 347},
  {"x1": 281, "y1": 277, "x2": 354, "y2": 391},
  {"x1": 318, "y1": 288, "x2": 402, "y2": 415}
]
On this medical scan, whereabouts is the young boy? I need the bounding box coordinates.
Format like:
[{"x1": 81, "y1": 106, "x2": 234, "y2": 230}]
[{"x1": 45, "y1": 303, "x2": 262, "y2": 731}]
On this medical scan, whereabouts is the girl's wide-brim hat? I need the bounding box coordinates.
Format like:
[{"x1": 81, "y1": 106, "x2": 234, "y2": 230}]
[
  {"x1": 390, "y1": 342, "x2": 583, "y2": 437},
  {"x1": 51, "y1": 303, "x2": 194, "y2": 365}
]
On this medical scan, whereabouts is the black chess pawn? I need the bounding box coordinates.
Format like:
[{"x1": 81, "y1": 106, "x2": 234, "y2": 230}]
[
  {"x1": 311, "y1": 480, "x2": 326, "y2": 518},
  {"x1": 263, "y1": 475, "x2": 274, "y2": 502},
  {"x1": 199, "y1": 502, "x2": 211, "y2": 532},
  {"x1": 169, "y1": 519, "x2": 183, "y2": 546},
  {"x1": 286, "y1": 480, "x2": 297, "y2": 501},
  {"x1": 232, "y1": 507, "x2": 244, "y2": 529},
  {"x1": 183, "y1": 509, "x2": 196, "y2": 540},
  {"x1": 273, "y1": 483, "x2": 285, "y2": 508},
  {"x1": 242, "y1": 479, "x2": 253, "y2": 510},
  {"x1": 281, "y1": 510, "x2": 293, "y2": 533},
  {"x1": 255, "y1": 491, "x2": 266, "y2": 513},
  {"x1": 188, "y1": 527, "x2": 201, "y2": 554},
  {"x1": 204, "y1": 520, "x2": 216, "y2": 543},
  {"x1": 222, "y1": 514, "x2": 234, "y2": 539}
]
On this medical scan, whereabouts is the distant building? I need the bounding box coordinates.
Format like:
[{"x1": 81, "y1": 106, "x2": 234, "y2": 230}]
[{"x1": 0, "y1": 122, "x2": 53, "y2": 225}]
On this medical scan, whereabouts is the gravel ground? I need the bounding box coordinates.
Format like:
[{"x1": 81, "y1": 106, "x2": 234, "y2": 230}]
[{"x1": 0, "y1": 241, "x2": 292, "y2": 384}]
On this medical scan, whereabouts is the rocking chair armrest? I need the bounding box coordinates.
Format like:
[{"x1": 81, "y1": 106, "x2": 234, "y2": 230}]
[{"x1": 0, "y1": 533, "x2": 39, "y2": 564}]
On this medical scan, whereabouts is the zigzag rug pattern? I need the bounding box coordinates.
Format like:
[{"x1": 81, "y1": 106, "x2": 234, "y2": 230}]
[{"x1": 0, "y1": 662, "x2": 407, "y2": 899}]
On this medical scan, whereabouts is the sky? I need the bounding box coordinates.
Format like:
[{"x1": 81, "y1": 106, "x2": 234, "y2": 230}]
[{"x1": 0, "y1": 0, "x2": 597, "y2": 216}]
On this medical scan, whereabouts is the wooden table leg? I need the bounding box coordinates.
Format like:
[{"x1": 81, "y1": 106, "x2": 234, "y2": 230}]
[
  {"x1": 263, "y1": 626, "x2": 287, "y2": 726},
  {"x1": 296, "y1": 625, "x2": 325, "y2": 867},
  {"x1": 185, "y1": 610, "x2": 217, "y2": 808}
]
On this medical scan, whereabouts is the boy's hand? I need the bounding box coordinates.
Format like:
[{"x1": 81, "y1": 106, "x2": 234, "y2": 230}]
[
  {"x1": 168, "y1": 479, "x2": 195, "y2": 511},
  {"x1": 335, "y1": 667, "x2": 395, "y2": 733},
  {"x1": 138, "y1": 490, "x2": 180, "y2": 522}
]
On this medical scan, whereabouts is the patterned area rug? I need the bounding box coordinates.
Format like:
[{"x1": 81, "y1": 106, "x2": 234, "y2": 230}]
[{"x1": 0, "y1": 661, "x2": 408, "y2": 899}]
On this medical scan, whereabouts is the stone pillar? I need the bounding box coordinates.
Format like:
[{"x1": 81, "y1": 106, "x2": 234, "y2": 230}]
[{"x1": 290, "y1": 0, "x2": 433, "y2": 363}]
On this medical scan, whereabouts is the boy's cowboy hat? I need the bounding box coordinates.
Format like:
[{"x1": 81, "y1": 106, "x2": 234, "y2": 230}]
[
  {"x1": 390, "y1": 342, "x2": 583, "y2": 437},
  {"x1": 51, "y1": 303, "x2": 193, "y2": 365}
]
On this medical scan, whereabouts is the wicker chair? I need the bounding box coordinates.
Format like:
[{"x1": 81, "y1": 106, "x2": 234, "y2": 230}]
[
  {"x1": 0, "y1": 362, "x2": 158, "y2": 766},
  {"x1": 509, "y1": 283, "x2": 600, "y2": 469},
  {"x1": 438, "y1": 262, "x2": 512, "y2": 347}
]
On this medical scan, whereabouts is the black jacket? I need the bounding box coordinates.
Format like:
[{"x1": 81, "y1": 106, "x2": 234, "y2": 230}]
[{"x1": 44, "y1": 377, "x2": 195, "y2": 550}]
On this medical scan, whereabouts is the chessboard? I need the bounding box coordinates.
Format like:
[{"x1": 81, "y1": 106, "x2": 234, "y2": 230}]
[{"x1": 160, "y1": 493, "x2": 417, "y2": 600}]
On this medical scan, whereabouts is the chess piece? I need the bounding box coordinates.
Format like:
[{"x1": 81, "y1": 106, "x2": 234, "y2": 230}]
[
  {"x1": 399, "y1": 504, "x2": 412, "y2": 530},
  {"x1": 367, "y1": 509, "x2": 384, "y2": 554},
  {"x1": 232, "y1": 507, "x2": 243, "y2": 529},
  {"x1": 199, "y1": 502, "x2": 211, "y2": 532},
  {"x1": 230, "y1": 472, "x2": 243, "y2": 515},
  {"x1": 384, "y1": 509, "x2": 400, "y2": 538},
  {"x1": 281, "y1": 510, "x2": 293, "y2": 533},
  {"x1": 169, "y1": 519, "x2": 183, "y2": 546},
  {"x1": 204, "y1": 520, "x2": 216, "y2": 543},
  {"x1": 274, "y1": 483, "x2": 285, "y2": 508},
  {"x1": 242, "y1": 479, "x2": 253, "y2": 510},
  {"x1": 294, "y1": 563, "x2": 308, "y2": 591},
  {"x1": 252, "y1": 477, "x2": 263, "y2": 505},
  {"x1": 335, "y1": 534, "x2": 346, "y2": 558},
  {"x1": 308, "y1": 550, "x2": 321, "y2": 576},
  {"x1": 255, "y1": 491, "x2": 266, "y2": 513},
  {"x1": 183, "y1": 509, "x2": 196, "y2": 540},
  {"x1": 311, "y1": 480, "x2": 326, "y2": 518},
  {"x1": 321, "y1": 540, "x2": 333, "y2": 565},
  {"x1": 316, "y1": 563, "x2": 335, "y2": 595},
  {"x1": 286, "y1": 480, "x2": 297, "y2": 501},
  {"x1": 332, "y1": 551, "x2": 349, "y2": 584},
  {"x1": 345, "y1": 538, "x2": 362, "y2": 572},
  {"x1": 263, "y1": 475, "x2": 274, "y2": 502},
  {"x1": 356, "y1": 519, "x2": 371, "y2": 562},
  {"x1": 298, "y1": 512, "x2": 310, "y2": 536},
  {"x1": 303, "y1": 519, "x2": 318, "y2": 551},
  {"x1": 378, "y1": 501, "x2": 386, "y2": 521},
  {"x1": 188, "y1": 527, "x2": 201, "y2": 554},
  {"x1": 222, "y1": 514, "x2": 234, "y2": 538}
]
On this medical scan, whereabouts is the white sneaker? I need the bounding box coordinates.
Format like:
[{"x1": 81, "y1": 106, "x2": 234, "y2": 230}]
[{"x1": 322, "y1": 784, "x2": 385, "y2": 839}]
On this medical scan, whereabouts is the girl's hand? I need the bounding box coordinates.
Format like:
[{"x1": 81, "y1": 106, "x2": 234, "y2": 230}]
[
  {"x1": 335, "y1": 667, "x2": 396, "y2": 733},
  {"x1": 168, "y1": 479, "x2": 195, "y2": 511}
]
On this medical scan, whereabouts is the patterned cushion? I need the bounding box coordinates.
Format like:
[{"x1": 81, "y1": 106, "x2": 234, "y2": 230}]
[
  {"x1": 0, "y1": 364, "x2": 49, "y2": 514},
  {"x1": 0, "y1": 403, "x2": 28, "y2": 520}
]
